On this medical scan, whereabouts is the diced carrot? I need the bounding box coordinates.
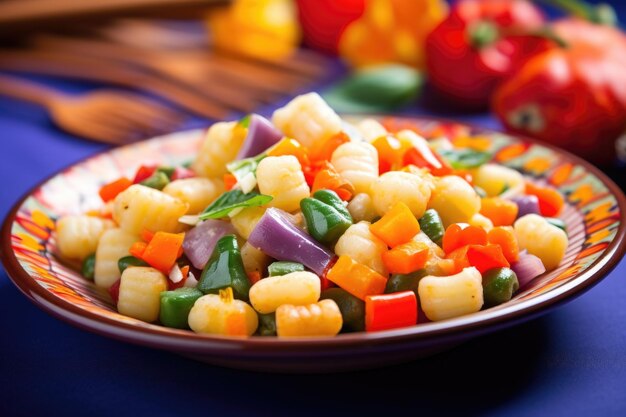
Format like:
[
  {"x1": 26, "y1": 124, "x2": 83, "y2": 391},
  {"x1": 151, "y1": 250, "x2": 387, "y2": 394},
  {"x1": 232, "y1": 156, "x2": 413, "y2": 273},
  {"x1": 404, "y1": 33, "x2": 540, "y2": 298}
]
[
  {"x1": 326, "y1": 255, "x2": 387, "y2": 300},
  {"x1": 223, "y1": 173, "x2": 237, "y2": 191},
  {"x1": 370, "y1": 202, "x2": 421, "y2": 248},
  {"x1": 181, "y1": 265, "x2": 190, "y2": 278},
  {"x1": 246, "y1": 271, "x2": 262, "y2": 285},
  {"x1": 442, "y1": 224, "x2": 488, "y2": 254},
  {"x1": 309, "y1": 131, "x2": 350, "y2": 163},
  {"x1": 525, "y1": 182, "x2": 565, "y2": 217},
  {"x1": 267, "y1": 138, "x2": 310, "y2": 168},
  {"x1": 99, "y1": 177, "x2": 132, "y2": 202},
  {"x1": 382, "y1": 241, "x2": 430, "y2": 274},
  {"x1": 141, "y1": 231, "x2": 185, "y2": 273},
  {"x1": 311, "y1": 162, "x2": 355, "y2": 201},
  {"x1": 480, "y1": 197, "x2": 519, "y2": 226},
  {"x1": 140, "y1": 229, "x2": 155, "y2": 243},
  {"x1": 466, "y1": 244, "x2": 510, "y2": 274},
  {"x1": 129, "y1": 241, "x2": 147, "y2": 259},
  {"x1": 225, "y1": 312, "x2": 248, "y2": 336},
  {"x1": 487, "y1": 227, "x2": 520, "y2": 263}
]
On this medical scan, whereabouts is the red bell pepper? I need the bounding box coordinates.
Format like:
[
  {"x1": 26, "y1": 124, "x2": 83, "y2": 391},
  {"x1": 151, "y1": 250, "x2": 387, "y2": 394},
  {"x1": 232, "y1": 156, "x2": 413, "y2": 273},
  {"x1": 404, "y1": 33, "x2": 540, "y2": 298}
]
[
  {"x1": 493, "y1": 18, "x2": 626, "y2": 165},
  {"x1": 442, "y1": 224, "x2": 488, "y2": 254},
  {"x1": 426, "y1": 0, "x2": 549, "y2": 110},
  {"x1": 132, "y1": 165, "x2": 157, "y2": 184},
  {"x1": 108, "y1": 279, "x2": 121, "y2": 304},
  {"x1": 365, "y1": 291, "x2": 418, "y2": 332}
]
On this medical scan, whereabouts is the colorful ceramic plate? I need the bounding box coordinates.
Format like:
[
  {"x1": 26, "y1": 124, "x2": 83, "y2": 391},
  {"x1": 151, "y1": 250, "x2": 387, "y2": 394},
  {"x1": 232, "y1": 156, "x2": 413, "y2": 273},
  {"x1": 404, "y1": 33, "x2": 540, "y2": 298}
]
[{"x1": 2, "y1": 116, "x2": 625, "y2": 372}]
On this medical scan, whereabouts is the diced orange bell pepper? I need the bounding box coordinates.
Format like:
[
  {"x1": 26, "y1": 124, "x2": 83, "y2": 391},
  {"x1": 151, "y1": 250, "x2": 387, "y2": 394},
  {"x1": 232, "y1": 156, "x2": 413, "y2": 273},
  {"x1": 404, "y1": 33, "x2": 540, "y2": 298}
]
[
  {"x1": 129, "y1": 241, "x2": 147, "y2": 259},
  {"x1": 223, "y1": 173, "x2": 237, "y2": 191},
  {"x1": 466, "y1": 244, "x2": 510, "y2": 274},
  {"x1": 487, "y1": 227, "x2": 520, "y2": 263},
  {"x1": 309, "y1": 131, "x2": 350, "y2": 163},
  {"x1": 370, "y1": 202, "x2": 421, "y2": 247},
  {"x1": 267, "y1": 137, "x2": 310, "y2": 168},
  {"x1": 365, "y1": 291, "x2": 418, "y2": 332},
  {"x1": 140, "y1": 229, "x2": 155, "y2": 243},
  {"x1": 371, "y1": 135, "x2": 407, "y2": 174},
  {"x1": 311, "y1": 162, "x2": 355, "y2": 201},
  {"x1": 442, "y1": 224, "x2": 488, "y2": 254},
  {"x1": 141, "y1": 231, "x2": 185, "y2": 273},
  {"x1": 326, "y1": 255, "x2": 387, "y2": 300},
  {"x1": 382, "y1": 241, "x2": 430, "y2": 274},
  {"x1": 525, "y1": 182, "x2": 564, "y2": 217},
  {"x1": 99, "y1": 177, "x2": 132, "y2": 202},
  {"x1": 446, "y1": 245, "x2": 471, "y2": 273},
  {"x1": 480, "y1": 197, "x2": 519, "y2": 226}
]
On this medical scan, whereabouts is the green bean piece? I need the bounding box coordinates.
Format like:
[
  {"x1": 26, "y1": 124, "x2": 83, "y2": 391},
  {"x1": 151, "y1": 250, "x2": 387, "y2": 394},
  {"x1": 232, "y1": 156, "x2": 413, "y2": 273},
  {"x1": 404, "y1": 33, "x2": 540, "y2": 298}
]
[
  {"x1": 418, "y1": 209, "x2": 445, "y2": 246},
  {"x1": 118, "y1": 255, "x2": 149, "y2": 274},
  {"x1": 140, "y1": 171, "x2": 170, "y2": 190},
  {"x1": 198, "y1": 235, "x2": 251, "y2": 301},
  {"x1": 385, "y1": 270, "x2": 429, "y2": 295},
  {"x1": 160, "y1": 287, "x2": 203, "y2": 329},
  {"x1": 320, "y1": 288, "x2": 365, "y2": 332},
  {"x1": 482, "y1": 267, "x2": 519, "y2": 307},
  {"x1": 268, "y1": 261, "x2": 305, "y2": 276},
  {"x1": 257, "y1": 313, "x2": 277, "y2": 336},
  {"x1": 82, "y1": 253, "x2": 96, "y2": 281}
]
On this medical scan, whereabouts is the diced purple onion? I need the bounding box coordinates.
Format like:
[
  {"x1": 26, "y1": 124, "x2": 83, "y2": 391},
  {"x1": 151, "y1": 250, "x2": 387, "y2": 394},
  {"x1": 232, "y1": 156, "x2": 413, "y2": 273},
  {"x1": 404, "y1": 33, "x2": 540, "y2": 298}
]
[
  {"x1": 511, "y1": 250, "x2": 546, "y2": 288},
  {"x1": 248, "y1": 208, "x2": 334, "y2": 276},
  {"x1": 509, "y1": 195, "x2": 540, "y2": 219},
  {"x1": 183, "y1": 219, "x2": 235, "y2": 269},
  {"x1": 236, "y1": 114, "x2": 283, "y2": 159}
]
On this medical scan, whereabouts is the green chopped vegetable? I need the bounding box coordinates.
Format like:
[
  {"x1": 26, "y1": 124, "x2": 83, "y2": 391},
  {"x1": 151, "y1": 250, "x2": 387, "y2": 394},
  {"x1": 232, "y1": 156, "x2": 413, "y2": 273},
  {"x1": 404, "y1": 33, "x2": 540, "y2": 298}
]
[
  {"x1": 200, "y1": 190, "x2": 272, "y2": 220},
  {"x1": 82, "y1": 254, "x2": 96, "y2": 280},
  {"x1": 159, "y1": 287, "x2": 203, "y2": 329},
  {"x1": 118, "y1": 255, "x2": 149, "y2": 274},
  {"x1": 238, "y1": 114, "x2": 251, "y2": 128},
  {"x1": 197, "y1": 235, "x2": 251, "y2": 301},
  {"x1": 156, "y1": 166, "x2": 175, "y2": 180},
  {"x1": 226, "y1": 153, "x2": 266, "y2": 183},
  {"x1": 320, "y1": 288, "x2": 365, "y2": 332},
  {"x1": 385, "y1": 270, "x2": 429, "y2": 295},
  {"x1": 268, "y1": 261, "x2": 305, "y2": 276},
  {"x1": 546, "y1": 217, "x2": 567, "y2": 233},
  {"x1": 300, "y1": 189, "x2": 352, "y2": 244},
  {"x1": 482, "y1": 267, "x2": 519, "y2": 307},
  {"x1": 140, "y1": 171, "x2": 170, "y2": 190},
  {"x1": 439, "y1": 148, "x2": 492, "y2": 169},
  {"x1": 418, "y1": 209, "x2": 445, "y2": 246},
  {"x1": 257, "y1": 313, "x2": 277, "y2": 336}
]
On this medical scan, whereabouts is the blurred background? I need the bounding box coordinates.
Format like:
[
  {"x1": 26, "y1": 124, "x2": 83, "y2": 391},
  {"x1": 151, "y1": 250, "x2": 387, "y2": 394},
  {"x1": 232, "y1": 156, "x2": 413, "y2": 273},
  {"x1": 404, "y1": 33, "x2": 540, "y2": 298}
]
[{"x1": 0, "y1": 0, "x2": 624, "y2": 181}]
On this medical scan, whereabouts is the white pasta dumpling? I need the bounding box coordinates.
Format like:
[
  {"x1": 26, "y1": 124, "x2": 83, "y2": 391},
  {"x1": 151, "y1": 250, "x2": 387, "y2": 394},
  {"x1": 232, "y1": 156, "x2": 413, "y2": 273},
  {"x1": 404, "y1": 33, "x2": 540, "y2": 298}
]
[
  {"x1": 249, "y1": 271, "x2": 321, "y2": 314},
  {"x1": 162, "y1": 177, "x2": 224, "y2": 214},
  {"x1": 55, "y1": 215, "x2": 114, "y2": 261},
  {"x1": 117, "y1": 266, "x2": 168, "y2": 322},
  {"x1": 331, "y1": 142, "x2": 378, "y2": 194},
  {"x1": 94, "y1": 228, "x2": 138, "y2": 289},
  {"x1": 188, "y1": 291, "x2": 258, "y2": 336},
  {"x1": 356, "y1": 118, "x2": 387, "y2": 142},
  {"x1": 230, "y1": 206, "x2": 266, "y2": 240},
  {"x1": 276, "y1": 300, "x2": 343, "y2": 337},
  {"x1": 418, "y1": 267, "x2": 484, "y2": 321},
  {"x1": 469, "y1": 213, "x2": 494, "y2": 231},
  {"x1": 347, "y1": 193, "x2": 378, "y2": 223},
  {"x1": 113, "y1": 184, "x2": 189, "y2": 235},
  {"x1": 370, "y1": 171, "x2": 432, "y2": 218},
  {"x1": 334, "y1": 221, "x2": 388, "y2": 276},
  {"x1": 514, "y1": 214, "x2": 568, "y2": 270},
  {"x1": 192, "y1": 121, "x2": 246, "y2": 178},
  {"x1": 472, "y1": 163, "x2": 524, "y2": 198},
  {"x1": 428, "y1": 175, "x2": 481, "y2": 227},
  {"x1": 271, "y1": 92, "x2": 342, "y2": 148},
  {"x1": 256, "y1": 155, "x2": 310, "y2": 212}
]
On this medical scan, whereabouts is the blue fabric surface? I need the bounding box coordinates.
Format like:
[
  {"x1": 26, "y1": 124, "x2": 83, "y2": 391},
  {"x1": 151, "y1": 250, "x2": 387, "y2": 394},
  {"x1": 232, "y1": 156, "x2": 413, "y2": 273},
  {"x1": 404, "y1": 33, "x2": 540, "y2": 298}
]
[{"x1": 2, "y1": 8, "x2": 626, "y2": 417}]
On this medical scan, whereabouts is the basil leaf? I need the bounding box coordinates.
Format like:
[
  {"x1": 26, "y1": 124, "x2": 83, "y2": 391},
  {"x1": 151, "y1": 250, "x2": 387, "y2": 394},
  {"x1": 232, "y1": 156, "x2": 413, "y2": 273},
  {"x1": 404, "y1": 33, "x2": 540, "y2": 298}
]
[
  {"x1": 226, "y1": 153, "x2": 266, "y2": 183},
  {"x1": 439, "y1": 149, "x2": 492, "y2": 169},
  {"x1": 200, "y1": 190, "x2": 272, "y2": 219}
]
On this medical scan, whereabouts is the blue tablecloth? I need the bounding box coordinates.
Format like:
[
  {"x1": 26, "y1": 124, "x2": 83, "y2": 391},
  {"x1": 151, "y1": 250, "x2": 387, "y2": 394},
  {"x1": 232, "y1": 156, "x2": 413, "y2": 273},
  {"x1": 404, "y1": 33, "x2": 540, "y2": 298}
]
[{"x1": 1, "y1": 24, "x2": 626, "y2": 417}]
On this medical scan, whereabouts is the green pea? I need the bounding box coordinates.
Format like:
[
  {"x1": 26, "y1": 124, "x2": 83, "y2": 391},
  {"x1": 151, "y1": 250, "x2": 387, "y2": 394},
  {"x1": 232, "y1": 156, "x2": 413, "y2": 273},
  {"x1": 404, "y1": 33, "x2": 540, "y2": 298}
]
[
  {"x1": 320, "y1": 288, "x2": 365, "y2": 332},
  {"x1": 257, "y1": 313, "x2": 277, "y2": 336},
  {"x1": 385, "y1": 270, "x2": 428, "y2": 295},
  {"x1": 82, "y1": 253, "x2": 96, "y2": 281},
  {"x1": 118, "y1": 255, "x2": 149, "y2": 274},
  {"x1": 482, "y1": 267, "x2": 519, "y2": 307}
]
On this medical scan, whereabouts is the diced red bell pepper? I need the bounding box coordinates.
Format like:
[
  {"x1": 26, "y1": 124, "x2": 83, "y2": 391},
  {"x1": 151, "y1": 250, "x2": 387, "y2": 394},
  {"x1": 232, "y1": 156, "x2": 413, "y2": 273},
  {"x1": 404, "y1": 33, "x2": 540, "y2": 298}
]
[
  {"x1": 442, "y1": 224, "x2": 488, "y2": 254},
  {"x1": 365, "y1": 291, "x2": 418, "y2": 332},
  {"x1": 132, "y1": 165, "x2": 157, "y2": 184},
  {"x1": 108, "y1": 279, "x2": 121, "y2": 304},
  {"x1": 466, "y1": 244, "x2": 510, "y2": 274}
]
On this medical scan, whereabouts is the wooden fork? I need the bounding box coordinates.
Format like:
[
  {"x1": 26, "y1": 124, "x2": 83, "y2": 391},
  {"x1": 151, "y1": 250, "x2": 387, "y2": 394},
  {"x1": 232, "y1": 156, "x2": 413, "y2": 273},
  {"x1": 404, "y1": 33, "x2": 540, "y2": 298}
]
[{"x1": 0, "y1": 73, "x2": 186, "y2": 145}]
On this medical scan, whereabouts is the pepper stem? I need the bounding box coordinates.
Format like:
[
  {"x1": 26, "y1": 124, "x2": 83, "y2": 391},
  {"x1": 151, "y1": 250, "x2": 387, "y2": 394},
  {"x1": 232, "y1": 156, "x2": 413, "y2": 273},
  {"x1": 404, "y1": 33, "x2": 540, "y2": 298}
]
[{"x1": 537, "y1": 0, "x2": 618, "y2": 26}]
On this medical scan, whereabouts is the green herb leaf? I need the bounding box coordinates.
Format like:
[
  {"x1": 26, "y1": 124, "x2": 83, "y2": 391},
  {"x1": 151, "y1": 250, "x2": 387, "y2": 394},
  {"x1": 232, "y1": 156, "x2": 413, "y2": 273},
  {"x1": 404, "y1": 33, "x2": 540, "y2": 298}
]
[
  {"x1": 226, "y1": 153, "x2": 266, "y2": 183},
  {"x1": 439, "y1": 148, "x2": 492, "y2": 169},
  {"x1": 200, "y1": 190, "x2": 272, "y2": 220},
  {"x1": 238, "y1": 114, "x2": 251, "y2": 128}
]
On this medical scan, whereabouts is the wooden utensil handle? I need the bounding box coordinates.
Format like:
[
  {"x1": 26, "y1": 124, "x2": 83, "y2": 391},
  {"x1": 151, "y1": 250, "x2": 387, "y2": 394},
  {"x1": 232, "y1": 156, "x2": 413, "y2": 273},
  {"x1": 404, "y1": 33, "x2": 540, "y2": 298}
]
[{"x1": 0, "y1": 73, "x2": 60, "y2": 107}]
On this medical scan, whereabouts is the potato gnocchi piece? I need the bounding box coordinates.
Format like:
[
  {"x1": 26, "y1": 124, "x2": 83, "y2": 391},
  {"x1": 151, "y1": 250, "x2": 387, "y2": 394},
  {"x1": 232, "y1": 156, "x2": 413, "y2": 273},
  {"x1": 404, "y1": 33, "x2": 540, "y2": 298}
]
[
  {"x1": 276, "y1": 299, "x2": 343, "y2": 337},
  {"x1": 256, "y1": 155, "x2": 310, "y2": 212},
  {"x1": 514, "y1": 214, "x2": 568, "y2": 270},
  {"x1": 331, "y1": 142, "x2": 379, "y2": 194},
  {"x1": 370, "y1": 171, "x2": 432, "y2": 218},
  {"x1": 94, "y1": 228, "x2": 138, "y2": 289},
  {"x1": 428, "y1": 175, "x2": 481, "y2": 227},
  {"x1": 113, "y1": 184, "x2": 189, "y2": 235},
  {"x1": 271, "y1": 92, "x2": 342, "y2": 148},
  {"x1": 335, "y1": 222, "x2": 388, "y2": 276},
  {"x1": 469, "y1": 213, "x2": 494, "y2": 231},
  {"x1": 418, "y1": 267, "x2": 483, "y2": 321},
  {"x1": 56, "y1": 215, "x2": 114, "y2": 261},
  {"x1": 117, "y1": 266, "x2": 168, "y2": 322},
  {"x1": 192, "y1": 121, "x2": 246, "y2": 178},
  {"x1": 249, "y1": 271, "x2": 321, "y2": 314},
  {"x1": 188, "y1": 291, "x2": 258, "y2": 336},
  {"x1": 347, "y1": 193, "x2": 378, "y2": 223},
  {"x1": 472, "y1": 163, "x2": 524, "y2": 198},
  {"x1": 162, "y1": 177, "x2": 224, "y2": 214},
  {"x1": 356, "y1": 118, "x2": 388, "y2": 142}
]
